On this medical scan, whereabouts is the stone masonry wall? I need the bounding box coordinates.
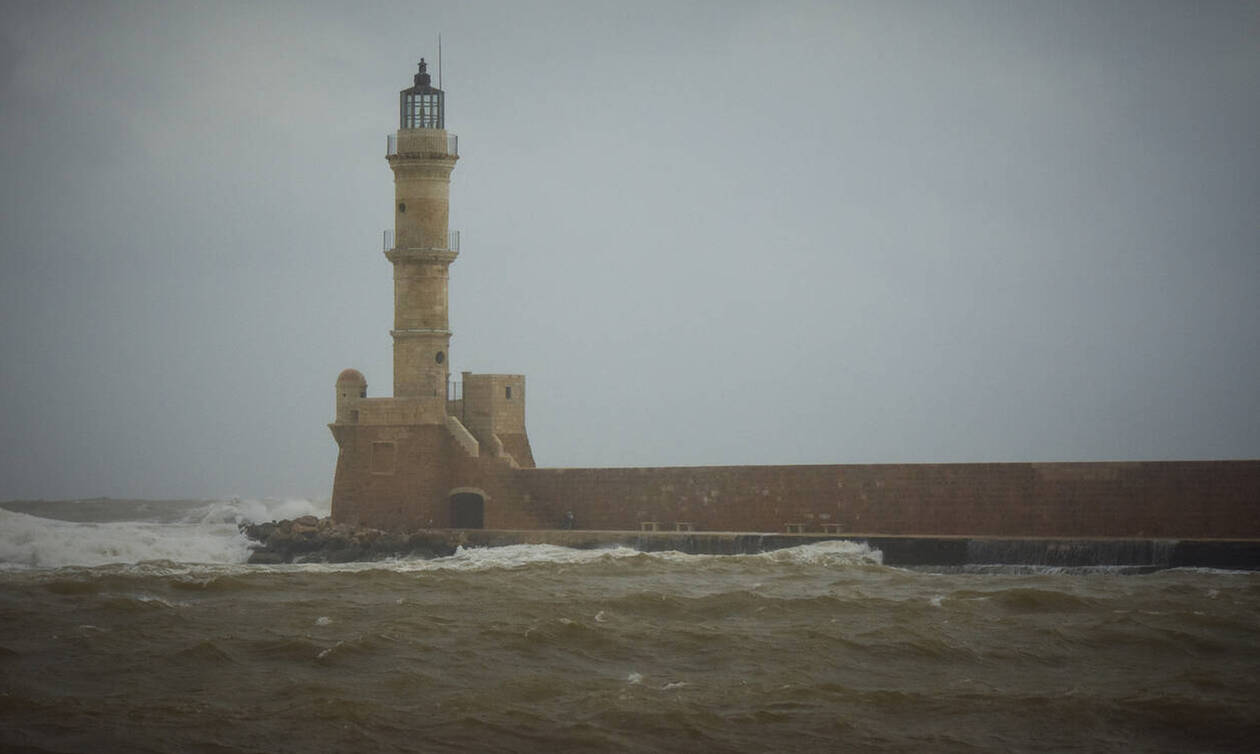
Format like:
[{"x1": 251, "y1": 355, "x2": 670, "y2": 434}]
[
  {"x1": 507, "y1": 460, "x2": 1260, "y2": 538},
  {"x1": 330, "y1": 423, "x2": 458, "y2": 530},
  {"x1": 330, "y1": 422, "x2": 1259, "y2": 537},
  {"x1": 331, "y1": 420, "x2": 548, "y2": 532}
]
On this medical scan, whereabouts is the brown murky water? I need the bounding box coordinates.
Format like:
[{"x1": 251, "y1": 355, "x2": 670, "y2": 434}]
[{"x1": 1, "y1": 504, "x2": 1258, "y2": 752}]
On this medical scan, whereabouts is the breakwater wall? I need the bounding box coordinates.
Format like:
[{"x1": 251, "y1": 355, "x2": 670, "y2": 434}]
[
  {"x1": 242, "y1": 518, "x2": 1260, "y2": 570},
  {"x1": 332, "y1": 458, "x2": 1260, "y2": 539},
  {"x1": 508, "y1": 460, "x2": 1260, "y2": 538}
]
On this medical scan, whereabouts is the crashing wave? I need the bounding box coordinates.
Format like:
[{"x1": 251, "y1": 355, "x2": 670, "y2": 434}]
[{"x1": 0, "y1": 508, "x2": 255, "y2": 569}]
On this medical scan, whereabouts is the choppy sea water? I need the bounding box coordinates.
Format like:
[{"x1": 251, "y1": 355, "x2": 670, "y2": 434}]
[{"x1": 0, "y1": 501, "x2": 1257, "y2": 753}]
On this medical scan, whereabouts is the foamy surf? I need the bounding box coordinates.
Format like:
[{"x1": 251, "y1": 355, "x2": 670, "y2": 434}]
[
  {"x1": 0, "y1": 498, "x2": 330, "y2": 569},
  {"x1": 216, "y1": 540, "x2": 888, "y2": 577},
  {"x1": 376, "y1": 540, "x2": 884, "y2": 574},
  {"x1": 359, "y1": 544, "x2": 647, "y2": 574},
  {"x1": 400, "y1": 541, "x2": 884, "y2": 572},
  {"x1": 0, "y1": 496, "x2": 885, "y2": 572},
  {"x1": 187, "y1": 498, "x2": 330, "y2": 526},
  {"x1": 0, "y1": 508, "x2": 255, "y2": 569},
  {"x1": 755, "y1": 539, "x2": 884, "y2": 566}
]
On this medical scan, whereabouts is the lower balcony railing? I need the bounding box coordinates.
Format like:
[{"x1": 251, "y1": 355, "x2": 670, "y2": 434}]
[{"x1": 383, "y1": 229, "x2": 460, "y2": 252}]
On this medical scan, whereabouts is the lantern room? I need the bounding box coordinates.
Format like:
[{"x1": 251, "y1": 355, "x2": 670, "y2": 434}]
[{"x1": 400, "y1": 59, "x2": 444, "y2": 129}]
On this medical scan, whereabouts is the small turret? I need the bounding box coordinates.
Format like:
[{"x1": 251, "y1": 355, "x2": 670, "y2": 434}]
[{"x1": 335, "y1": 369, "x2": 367, "y2": 424}]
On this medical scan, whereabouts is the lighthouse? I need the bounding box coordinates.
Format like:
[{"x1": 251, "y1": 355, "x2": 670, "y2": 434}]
[
  {"x1": 330, "y1": 61, "x2": 534, "y2": 531},
  {"x1": 387, "y1": 59, "x2": 459, "y2": 401}
]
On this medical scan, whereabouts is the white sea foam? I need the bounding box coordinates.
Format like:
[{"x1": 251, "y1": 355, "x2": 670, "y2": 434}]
[
  {"x1": 755, "y1": 540, "x2": 884, "y2": 566},
  {"x1": 248, "y1": 543, "x2": 648, "y2": 577},
  {"x1": 0, "y1": 505, "x2": 884, "y2": 573},
  {"x1": 279, "y1": 540, "x2": 887, "y2": 576},
  {"x1": 419, "y1": 541, "x2": 884, "y2": 572},
  {"x1": 185, "y1": 497, "x2": 330, "y2": 525},
  {"x1": 431, "y1": 544, "x2": 645, "y2": 571},
  {"x1": 634, "y1": 539, "x2": 884, "y2": 567},
  {"x1": 0, "y1": 509, "x2": 255, "y2": 569}
]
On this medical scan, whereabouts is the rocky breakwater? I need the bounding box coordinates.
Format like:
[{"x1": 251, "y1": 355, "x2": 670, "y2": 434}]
[{"x1": 240, "y1": 516, "x2": 467, "y2": 564}]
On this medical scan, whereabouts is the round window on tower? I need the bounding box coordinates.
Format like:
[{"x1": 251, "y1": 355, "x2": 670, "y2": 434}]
[
  {"x1": 435, "y1": 351, "x2": 445, "y2": 364},
  {"x1": 398, "y1": 202, "x2": 406, "y2": 214}
]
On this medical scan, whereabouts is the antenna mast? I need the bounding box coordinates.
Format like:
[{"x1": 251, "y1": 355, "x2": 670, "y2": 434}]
[{"x1": 438, "y1": 33, "x2": 443, "y2": 90}]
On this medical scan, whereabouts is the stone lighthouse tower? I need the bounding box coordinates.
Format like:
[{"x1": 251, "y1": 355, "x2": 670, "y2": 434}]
[
  {"x1": 329, "y1": 61, "x2": 535, "y2": 532},
  {"x1": 387, "y1": 59, "x2": 458, "y2": 402}
]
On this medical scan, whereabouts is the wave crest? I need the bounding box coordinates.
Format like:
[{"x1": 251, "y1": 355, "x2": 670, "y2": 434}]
[
  {"x1": 0, "y1": 509, "x2": 255, "y2": 569},
  {"x1": 756, "y1": 540, "x2": 884, "y2": 566},
  {"x1": 387, "y1": 540, "x2": 883, "y2": 574},
  {"x1": 185, "y1": 498, "x2": 330, "y2": 525}
]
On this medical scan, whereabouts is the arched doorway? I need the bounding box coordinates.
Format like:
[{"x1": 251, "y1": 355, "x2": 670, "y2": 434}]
[{"x1": 449, "y1": 490, "x2": 485, "y2": 529}]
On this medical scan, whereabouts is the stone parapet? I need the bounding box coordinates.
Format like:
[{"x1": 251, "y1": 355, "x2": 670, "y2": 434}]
[{"x1": 351, "y1": 397, "x2": 444, "y2": 426}]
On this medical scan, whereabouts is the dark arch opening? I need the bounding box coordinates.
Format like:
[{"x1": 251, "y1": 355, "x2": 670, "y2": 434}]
[{"x1": 450, "y1": 492, "x2": 485, "y2": 529}]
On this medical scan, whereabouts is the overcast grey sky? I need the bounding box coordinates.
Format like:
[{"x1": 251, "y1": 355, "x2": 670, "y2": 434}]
[{"x1": 1, "y1": 0, "x2": 1257, "y2": 501}]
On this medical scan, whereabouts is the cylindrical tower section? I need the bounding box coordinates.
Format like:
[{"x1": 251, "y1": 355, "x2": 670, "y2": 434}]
[
  {"x1": 392, "y1": 128, "x2": 456, "y2": 251},
  {"x1": 387, "y1": 60, "x2": 459, "y2": 400}
]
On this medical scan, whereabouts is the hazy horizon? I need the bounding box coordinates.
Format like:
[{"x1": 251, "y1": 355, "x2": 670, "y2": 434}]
[{"x1": 2, "y1": 0, "x2": 1257, "y2": 501}]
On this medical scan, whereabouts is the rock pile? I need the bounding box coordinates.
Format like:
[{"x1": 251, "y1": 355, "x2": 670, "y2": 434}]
[{"x1": 239, "y1": 516, "x2": 466, "y2": 564}]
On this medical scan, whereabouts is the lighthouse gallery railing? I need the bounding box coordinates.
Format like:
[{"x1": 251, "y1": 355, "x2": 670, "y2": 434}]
[{"x1": 383, "y1": 229, "x2": 460, "y2": 252}]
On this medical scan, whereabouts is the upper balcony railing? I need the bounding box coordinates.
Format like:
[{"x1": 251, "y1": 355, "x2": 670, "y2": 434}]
[
  {"x1": 386, "y1": 133, "x2": 458, "y2": 157},
  {"x1": 384, "y1": 228, "x2": 460, "y2": 252}
]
